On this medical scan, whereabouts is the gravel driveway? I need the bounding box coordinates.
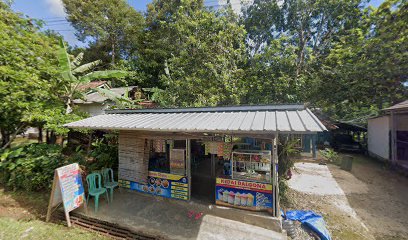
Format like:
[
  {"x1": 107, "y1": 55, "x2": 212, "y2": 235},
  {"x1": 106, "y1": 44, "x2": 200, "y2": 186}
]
[{"x1": 285, "y1": 155, "x2": 408, "y2": 240}]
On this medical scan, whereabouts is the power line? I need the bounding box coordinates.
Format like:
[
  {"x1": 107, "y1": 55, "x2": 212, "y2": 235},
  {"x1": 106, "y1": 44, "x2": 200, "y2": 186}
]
[
  {"x1": 43, "y1": 19, "x2": 69, "y2": 23},
  {"x1": 44, "y1": 23, "x2": 71, "y2": 26},
  {"x1": 39, "y1": 17, "x2": 66, "y2": 20},
  {"x1": 45, "y1": 29, "x2": 75, "y2": 32}
]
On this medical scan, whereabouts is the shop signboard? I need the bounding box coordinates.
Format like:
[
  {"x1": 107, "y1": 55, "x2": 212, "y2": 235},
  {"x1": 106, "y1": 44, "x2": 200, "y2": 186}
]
[
  {"x1": 46, "y1": 163, "x2": 85, "y2": 227},
  {"x1": 215, "y1": 178, "x2": 273, "y2": 211},
  {"x1": 119, "y1": 171, "x2": 189, "y2": 200}
]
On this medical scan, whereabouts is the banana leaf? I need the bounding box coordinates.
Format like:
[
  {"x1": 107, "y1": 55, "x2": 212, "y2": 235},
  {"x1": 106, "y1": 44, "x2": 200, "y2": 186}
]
[
  {"x1": 79, "y1": 70, "x2": 128, "y2": 83},
  {"x1": 58, "y1": 39, "x2": 76, "y2": 82},
  {"x1": 72, "y1": 60, "x2": 102, "y2": 74}
]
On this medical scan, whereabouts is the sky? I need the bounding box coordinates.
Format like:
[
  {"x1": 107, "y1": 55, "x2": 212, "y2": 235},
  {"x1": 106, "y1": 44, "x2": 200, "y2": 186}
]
[{"x1": 12, "y1": 0, "x2": 386, "y2": 47}]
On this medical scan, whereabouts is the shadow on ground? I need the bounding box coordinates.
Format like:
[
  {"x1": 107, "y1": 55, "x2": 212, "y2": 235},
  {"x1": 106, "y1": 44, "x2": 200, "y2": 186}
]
[{"x1": 0, "y1": 187, "x2": 49, "y2": 220}]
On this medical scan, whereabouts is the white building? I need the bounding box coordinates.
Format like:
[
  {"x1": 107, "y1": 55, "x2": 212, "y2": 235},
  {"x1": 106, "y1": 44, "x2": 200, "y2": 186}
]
[{"x1": 368, "y1": 100, "x2": 408, "y2": 169}]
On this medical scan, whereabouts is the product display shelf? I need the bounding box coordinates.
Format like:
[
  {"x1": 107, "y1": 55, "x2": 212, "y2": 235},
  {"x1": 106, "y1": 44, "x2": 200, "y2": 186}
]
[{"x1": 231, "y1": 150, "x2": 272, "y2": 183}]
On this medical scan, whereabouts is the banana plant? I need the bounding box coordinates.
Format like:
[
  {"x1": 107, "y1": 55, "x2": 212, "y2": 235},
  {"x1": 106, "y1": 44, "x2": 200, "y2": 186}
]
[
  {"x1": 95, "y1": 87, "x2": 141, "y2": 109},
  {"x1": 58, "y1": 39, "x2": 128, "y2": 114}
]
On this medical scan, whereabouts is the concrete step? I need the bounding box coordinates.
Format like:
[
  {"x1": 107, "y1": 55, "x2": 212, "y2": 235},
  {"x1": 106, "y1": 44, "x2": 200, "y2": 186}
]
[{"x1": 197, "y1": 215, "x2": 286, "y2": 240}]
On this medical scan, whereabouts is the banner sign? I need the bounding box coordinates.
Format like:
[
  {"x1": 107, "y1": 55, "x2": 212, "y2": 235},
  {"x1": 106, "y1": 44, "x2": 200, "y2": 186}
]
[
  {"x1": 215, "y1": 178, "x2": 272, "y2": 211},
  {"x1": 170, "y1": 149, "x2": 185, "y2": 175},
  {"x1": 216, "y1": 178, "x2": 272, "y2": 193},
  {"x1": 46, "y1": 163, "x2": 85, "y2": 227},
  {"x1": 119, "y1": 171, "x2": 189, "y2": 200}
]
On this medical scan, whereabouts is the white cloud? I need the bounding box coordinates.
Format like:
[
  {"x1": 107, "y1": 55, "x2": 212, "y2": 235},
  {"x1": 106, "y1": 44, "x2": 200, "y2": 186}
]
[{"x1": 44, "y1": 0, "x2": 66, "y2": 17}]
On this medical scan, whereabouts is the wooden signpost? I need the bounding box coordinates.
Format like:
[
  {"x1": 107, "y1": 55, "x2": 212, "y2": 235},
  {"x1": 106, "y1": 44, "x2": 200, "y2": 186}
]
[{"x1": 46, "y1": 163, "x2": 86, "y2": 227}]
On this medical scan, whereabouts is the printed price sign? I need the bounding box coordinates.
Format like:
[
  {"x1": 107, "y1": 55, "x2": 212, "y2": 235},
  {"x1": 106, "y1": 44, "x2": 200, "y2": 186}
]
[{"x1": 46, "y1": 163, "x2": 85, "y2": 227}]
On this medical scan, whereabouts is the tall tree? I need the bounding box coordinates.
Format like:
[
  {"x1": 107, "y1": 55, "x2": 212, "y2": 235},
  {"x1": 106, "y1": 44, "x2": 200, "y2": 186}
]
[
  {"x1": 312, "y1": 0, "x2": 408, "y2": 122},
  {"x1": 241, "y1": 0, "x2": 365, "y2": 104},
  {"x1": 137, "y1": 0, "x2": 205, "y2": 88},
  {"x1": 141, "y1": 0, "x2": 247, "y2": 106},
  {"x1": 0, "y1": 2, "x2": 60, "y2": 149},
  {"x1": 62, "y1": 0, "x2": 145, "y2": 65}
]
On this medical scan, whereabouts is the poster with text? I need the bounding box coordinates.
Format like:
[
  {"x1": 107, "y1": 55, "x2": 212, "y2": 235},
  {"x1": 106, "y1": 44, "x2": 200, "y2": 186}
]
[
  {"x1": 56, "y1": 163, "x2": 85, "y2": 212},
  {"x1": 119, "y1": 171, "x2": 189, "y2": 200},
  {"x1": 215, "y1": 178, "x2": 272, "y2": 211}
]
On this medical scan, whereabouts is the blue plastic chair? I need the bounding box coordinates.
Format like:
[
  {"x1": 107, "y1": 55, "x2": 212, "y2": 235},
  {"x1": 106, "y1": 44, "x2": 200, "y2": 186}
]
[
  {"x1": 86, "y1": 173, "x2": 109, "y2": 213},
  {"x1": 101, "y1": 168, "x2": 119, "y2": 202}
]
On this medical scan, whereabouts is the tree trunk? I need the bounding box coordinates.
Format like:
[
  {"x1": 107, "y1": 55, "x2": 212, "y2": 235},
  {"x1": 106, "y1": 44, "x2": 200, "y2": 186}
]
[
  {"x1": 66, "y1": 98, "x2": 73, "y2": 114},
  {"x1": 46, "y1": 130, "x2": 50, "y2": 144},
  {"x1": 49, "y1": 131, "x2": 57, "y2": 145},
  {"x1": 38, "y1": 126, "x2": 43, "y2": 143},
  {"x1": 1, "y1": 124, "x2": 25, "y2": 150},
  {"x1": 87, "y1": 132, "x2": 93, "y2": 152},
  {"x1": 111, "y1": 41, "x2": 116, "y2": 66},
  {"x1": 1, "y1": 128, "x2": 9, "y2": 148}
]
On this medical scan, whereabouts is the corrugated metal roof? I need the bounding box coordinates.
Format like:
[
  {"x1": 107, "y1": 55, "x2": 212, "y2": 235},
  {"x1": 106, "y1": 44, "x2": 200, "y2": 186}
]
[
  {"x1": 65, "y1": 105, "x2": 327, "y2": 133},
  {"x1": 382, "y1": 100, "x2": 408, "y2": 111},
  {"x1": 106, "y1": 104, "x2": 305, "y2": 114},
  {"x1": 77, "y1": 81, "x2": 108, "y2": 92}
]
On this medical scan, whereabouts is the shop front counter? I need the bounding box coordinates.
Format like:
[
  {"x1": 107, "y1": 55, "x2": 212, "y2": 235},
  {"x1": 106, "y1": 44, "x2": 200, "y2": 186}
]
[
  {"x1": 215, "y1": 177, "x2": 273, "y2": 212},
  {"x1": 215, "y1": 150, "x2": 273, "y2": 212}
]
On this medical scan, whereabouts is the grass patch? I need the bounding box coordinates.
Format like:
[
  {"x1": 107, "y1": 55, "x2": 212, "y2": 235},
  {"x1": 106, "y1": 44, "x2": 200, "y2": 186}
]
[
  {"x1": 0, "y1": 187, "x2": 49, "y2": 219},
  {"x1": 10, "y1": 137, "x2": 37, "y2": 148},
  {"x1": 0, "y1": 187, "x2": 108, "y2": 239},
  {"x1": 0, "y1": 217, "x2": 109, "y2": 240}
]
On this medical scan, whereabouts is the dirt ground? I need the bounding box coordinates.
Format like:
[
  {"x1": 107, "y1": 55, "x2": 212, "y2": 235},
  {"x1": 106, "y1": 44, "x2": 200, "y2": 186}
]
[{"x1": 284, "y1": 154, "x2": 408, "y2": 240}]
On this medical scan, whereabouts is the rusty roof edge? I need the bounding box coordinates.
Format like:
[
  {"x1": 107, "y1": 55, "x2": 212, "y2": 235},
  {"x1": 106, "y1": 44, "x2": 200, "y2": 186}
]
[{"x1": 105, "y1": 104, "x2": 305, "y2": 114}]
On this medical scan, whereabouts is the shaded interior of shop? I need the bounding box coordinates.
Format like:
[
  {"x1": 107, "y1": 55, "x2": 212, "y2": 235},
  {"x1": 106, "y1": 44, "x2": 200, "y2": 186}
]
[{"x1": 142, "y1": 134, "x2": 277, "y2": 210}]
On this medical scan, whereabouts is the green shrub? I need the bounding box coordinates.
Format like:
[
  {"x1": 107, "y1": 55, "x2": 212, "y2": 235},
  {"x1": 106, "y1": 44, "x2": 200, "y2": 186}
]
[
  {"x1": 88, "y1": 138, "x2": 118, "y2": 172},
  {"x1": 278, "y1": 137, "x2": 300, "y2": 177},
  {"x1": 65, "y1": 137, "x2": 118, "y2": 173},
  {"x1": 320, "y1": 148, "x2": 339, "y2": 163},
  {"x1": 279, "y1": 179, "x2": 290, "y2": 205},
  {"x1": 0, "y1": 136, "x2": 119, "y2": 192},
  {"x1": 0, "y1": 144, "x2": 64, "y2": 191}
]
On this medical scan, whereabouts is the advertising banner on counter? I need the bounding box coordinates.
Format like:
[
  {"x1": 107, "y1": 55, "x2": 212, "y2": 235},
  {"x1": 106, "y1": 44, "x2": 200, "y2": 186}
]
[
  {"x1": 119, "y1": 171, "x2": 189, "y2": 200},
  {"x1": 215, "y1": 178, "x2": 273, "y2": 211}
]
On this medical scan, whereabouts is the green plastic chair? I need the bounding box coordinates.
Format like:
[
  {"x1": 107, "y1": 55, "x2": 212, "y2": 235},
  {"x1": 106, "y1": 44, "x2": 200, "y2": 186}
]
[
  {"x1": 86, "y1": 173, "x2": 109, "y2": 213},
  {"x1": 101, "y1": 168, "x2": 119, "y2": 202}
]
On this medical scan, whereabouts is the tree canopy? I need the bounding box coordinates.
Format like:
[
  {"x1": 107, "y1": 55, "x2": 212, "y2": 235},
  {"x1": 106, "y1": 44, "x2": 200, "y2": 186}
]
[
  {"x1": 0, "y1": 2, "x2": 60, "y2": 148},
  {"x1": 62, "y1": 0, "x2": 145, "y2": 65},
  {"x1": 1, "y1": 0, "x2": 407, "y2": 148}
]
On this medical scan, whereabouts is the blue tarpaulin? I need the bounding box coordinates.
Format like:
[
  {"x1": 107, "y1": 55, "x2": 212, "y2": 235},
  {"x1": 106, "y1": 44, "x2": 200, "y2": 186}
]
[{"x1": 283, "y1": 210, "x2": 332, "y2": 240}]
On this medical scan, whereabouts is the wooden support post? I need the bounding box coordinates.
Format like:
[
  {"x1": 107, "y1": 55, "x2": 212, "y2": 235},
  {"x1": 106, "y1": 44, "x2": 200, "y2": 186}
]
[
  {"x1": 210, "y1": 154, "x2": 215, "y2": 177},
  {"x1": 272, "y1": 133, "x2": 279, "y2": 217},
  {"x1": 46, "y1": 171, "x2": 58, "y2": 223},
  {"x1": 186, "y1": 139, "x2": 192, "y2": 201},
  {"x1": 312, "y1": 134, "x2": 317, "y2": 159},
  {"x1": 391, "y1": 112, "x2": 397, "y2": 164}
]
